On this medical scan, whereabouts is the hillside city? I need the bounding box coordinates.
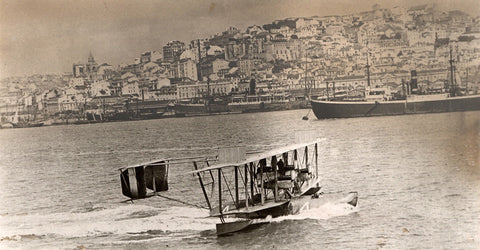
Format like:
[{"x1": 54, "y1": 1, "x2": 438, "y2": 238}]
[{"x1": 1, "y1": 4, "x2": 480, "y2": 125}]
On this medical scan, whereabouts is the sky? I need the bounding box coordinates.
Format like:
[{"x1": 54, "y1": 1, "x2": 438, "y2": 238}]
[{"x1": 1, "y1": 0, "x2": 479, "y2": 78}]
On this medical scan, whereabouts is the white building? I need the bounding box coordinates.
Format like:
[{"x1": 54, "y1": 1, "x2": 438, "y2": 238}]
[
  {"x1": 296, "y1": 18, "x2": 320, "y2": 29},
  {"x1": 169, "y1": 59, "x2": 198, "y2": 81},
  {"x1": 207, "y1": 46, "x2": 224, "y2": 56},
  {"x1": 58, "y1": 87, "x2": 87, "y2": 112},
  {"x1": 91, "y1": 80, "x2": 111, "y2": 97},
  {"x1": 177, "y1": 81, "x2": 234, "y2": 100},
  {"x1": 180, "y1": 49, "x2": 200, "y2": 62},
  {"x1": 212, "y1": 59, "x2": 229, "y2": 74},
  {"x1": 68, "y1": 78, "x2": 85, "y2": 87},
  {"x1": 122, "y1": 82, "x2": 140, "y2": 96}
]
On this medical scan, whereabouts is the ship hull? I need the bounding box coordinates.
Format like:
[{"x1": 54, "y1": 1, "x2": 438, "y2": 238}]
[
  {"x1": 175, "y1": 100, "x2": 308, "y2": 116},
  {"x1": 174, "y1": 103, "x2": 230, "y2": 116},
  {"x1": 228, "y1": 100, "x2": 307, "y2": 113},
  {"x1": 311, "y1": 95, "x2": 480, "y2": 119}
]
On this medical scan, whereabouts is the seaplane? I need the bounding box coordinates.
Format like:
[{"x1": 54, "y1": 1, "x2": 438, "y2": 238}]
[
  {"x1": 118, "y1": 138, "x2": 358, "y2": 236},
  {"x1": 190, "y1": 138, "x2": 358, "y2": 236}
]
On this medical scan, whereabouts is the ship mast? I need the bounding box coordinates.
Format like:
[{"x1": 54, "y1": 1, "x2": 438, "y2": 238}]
[
  {"x1": 463, "y1": 49, "x2": 468, "y2": 96},
  {"x1": 304, "y1": 45, "x2": 309, "y2": 101},
  {"x1": 449, "y1": 47, "x2": 456, "y2": 97},
  {"x1": 206, "y1": 77, "x2": 211, "y2": 112},
  {"x1": 366, "y1": 44, "x2": 371, "y2": 88},
  {"x1": 304, "y1": 45, "x2": 316, "y2": 101}
]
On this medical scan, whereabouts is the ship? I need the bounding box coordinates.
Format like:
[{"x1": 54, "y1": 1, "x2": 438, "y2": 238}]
[
  {"x1": 174, "y1": 81, "x2": 309, "y2": 116},
  {"x1": 174, "y1": 95, "x2": 307, "y2": 116},
  {"x1": 311, "y1": 94, "x2": 480, "y2": 119},
  {"x1": 311, "y1": 48, "x2": 480, "y2": 119}
]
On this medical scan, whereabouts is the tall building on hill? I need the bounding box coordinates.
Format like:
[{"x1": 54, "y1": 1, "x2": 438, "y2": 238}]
[
  {"x1": 73, "y1": 51, "x2": 98, "y2": 80},
  {"x1": 169, "y1": 59, "x2": 198, "y2": 81},
  {"x1": 72, "y1": 63, "x2": 85, "y2": 78},
  {"x1": 86, "y1": 51, "x2": 98, "y2": 74},
  {"x1": 163, "y1": 41, "x2": 186, "y2": 62}
]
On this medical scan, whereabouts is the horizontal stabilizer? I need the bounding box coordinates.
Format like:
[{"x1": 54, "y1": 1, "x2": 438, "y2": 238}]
[{"x1": 120, "y1": 160, "x2": 169, "y2": 199}]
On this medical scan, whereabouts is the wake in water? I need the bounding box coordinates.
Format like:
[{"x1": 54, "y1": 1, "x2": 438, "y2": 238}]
[
  {"x1": 273, "y1": 200, "x2": 358, "y2": 222},
  {"x1": 0, "y1": 205, "x2": 216, "y2": 242},
  {"x1": 0, "y1": 196, "x2": 358, "y2": 248}
]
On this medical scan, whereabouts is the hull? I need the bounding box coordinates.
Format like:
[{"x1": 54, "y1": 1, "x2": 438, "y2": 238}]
[
  {"x1": 311, "y1": 95, "x2": 480, "y2": 119},
  {"x1": 12, "y1": 122, "x2": 44, "y2": 128},
  {"x1": 174, "y1": 103, "x2": 230, "y2": 116},
  {"x1": 175, "y1": 100, "x2": 308, "y2": 116},
  {"x1": 228, "y1": 100, "x2": 308, "y2": 113},
  {"x1": 215, "y1": 191, "x2": 358, "y2": 236},
  {"x1": 216, "y1": 220, "x2": 269, "y2": 237}
]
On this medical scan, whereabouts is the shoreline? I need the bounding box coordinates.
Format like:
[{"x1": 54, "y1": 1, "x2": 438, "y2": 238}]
[{"x1": 1, "y1": 107, "x2": 311, "y2": 129}]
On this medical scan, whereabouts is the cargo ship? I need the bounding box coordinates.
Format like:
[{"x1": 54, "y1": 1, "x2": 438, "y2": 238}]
[
  {"x1": 175, "y1": 93, "x2": 308, "y2": 116},
  {"x1": 311, "y1": 49, "x2": 480, "y2": 119},
  {"x1": 311, "y1": 94, "x2": 480, "y2": 119}
]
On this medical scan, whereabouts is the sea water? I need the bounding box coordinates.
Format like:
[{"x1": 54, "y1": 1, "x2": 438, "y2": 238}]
[{"x1": 0, "y1": 109, "x2": 479, "y2": 249}]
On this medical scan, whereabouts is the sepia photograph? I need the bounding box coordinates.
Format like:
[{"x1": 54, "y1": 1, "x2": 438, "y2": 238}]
[{"x1": 0, "y1": 0, "x2": 479, "y2": 249}]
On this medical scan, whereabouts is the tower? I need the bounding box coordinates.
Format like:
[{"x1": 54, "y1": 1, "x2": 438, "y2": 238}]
[
  {"x1": 88, "y1": 51, "x2": 96, "y2": 64},
  {"x1": 86, "y1": 51, "x2": 98, "y2": 80}
]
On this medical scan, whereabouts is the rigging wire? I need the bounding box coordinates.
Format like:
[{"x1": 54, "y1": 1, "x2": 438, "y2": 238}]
[{"x1": 156, "y1": 193, "x2": 208, "y2": 209}]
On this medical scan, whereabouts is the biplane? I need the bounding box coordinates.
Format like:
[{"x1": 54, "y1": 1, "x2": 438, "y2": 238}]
[
  {"x1": 118, "y1": 138, "x2": 358, "y2": 236},
  {"x1": 190, "y1": 138, "x2": 358, "y2": 236}
]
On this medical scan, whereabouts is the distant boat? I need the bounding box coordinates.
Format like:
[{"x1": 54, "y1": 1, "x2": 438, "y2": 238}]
[
  {"x1": 13, "y1": 122, "x2": 44, "y2": 128},
  {"x1": 1, "y1": 123, "x2": 14, "y2": 129},
  {"x1": 4, "y1": 108, "x2": 44, "y2": 128}
]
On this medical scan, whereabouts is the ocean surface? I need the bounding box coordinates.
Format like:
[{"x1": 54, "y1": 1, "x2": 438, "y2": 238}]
[{"x1": 0, "y1": 109, "x2": 479, "y2": 249}]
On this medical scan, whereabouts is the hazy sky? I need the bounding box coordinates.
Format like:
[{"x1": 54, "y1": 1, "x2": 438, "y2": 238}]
[{"x1": 1, "y1": 0, "x2": 479, "y2": 78}]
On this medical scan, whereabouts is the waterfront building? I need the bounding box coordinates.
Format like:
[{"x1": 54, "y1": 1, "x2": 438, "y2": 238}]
[
  {"x1": 44, "y1": 96, "x2": 60, "y2": 116},
  {"x1": 58, "y1": 89, "x2": 86, "y2": 113},
  {"x1": 176, "y1": 81, "x2": 233, "y2": 100},
  {"x1": 145, "y1": 85, "x2": 177, "y2": 101},
  {"x1": 122, "y1": 81, "x2": 140, "y2": 97}
]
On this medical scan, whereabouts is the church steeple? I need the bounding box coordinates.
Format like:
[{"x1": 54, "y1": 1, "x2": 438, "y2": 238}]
[{"x1": 88, "y1": 51, "x2": 95, "y2": 64}]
